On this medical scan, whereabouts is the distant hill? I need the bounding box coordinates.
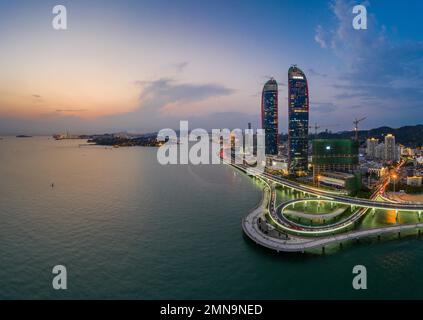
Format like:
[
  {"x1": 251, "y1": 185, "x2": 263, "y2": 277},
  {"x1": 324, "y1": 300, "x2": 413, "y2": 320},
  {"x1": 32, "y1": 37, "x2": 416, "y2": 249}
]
[{"x1": 280, "y1": 124, "x2": 423, "y2": 148}]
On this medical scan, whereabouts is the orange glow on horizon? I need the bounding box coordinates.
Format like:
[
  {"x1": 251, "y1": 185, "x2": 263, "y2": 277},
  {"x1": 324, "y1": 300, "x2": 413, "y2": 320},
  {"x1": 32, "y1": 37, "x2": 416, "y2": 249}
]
[{"x1": 0, "y1": 77, "x2": 141, "y2": 119}]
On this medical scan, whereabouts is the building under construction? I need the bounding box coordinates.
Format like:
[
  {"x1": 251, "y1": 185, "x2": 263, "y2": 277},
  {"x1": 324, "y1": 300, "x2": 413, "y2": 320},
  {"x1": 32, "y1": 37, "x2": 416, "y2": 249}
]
[
  {"x1": 312, "y1": 139, "x2": 360, "y2": 194},
  {"x1": 312, "y1": 139, "x2": 359, "y2": 178}
]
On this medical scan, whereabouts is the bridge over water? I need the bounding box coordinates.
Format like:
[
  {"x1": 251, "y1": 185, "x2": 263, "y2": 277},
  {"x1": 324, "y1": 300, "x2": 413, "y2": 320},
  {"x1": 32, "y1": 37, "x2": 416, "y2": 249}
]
[{"x1": 229, "y1": 162, "x2": 423, "y2": 253}]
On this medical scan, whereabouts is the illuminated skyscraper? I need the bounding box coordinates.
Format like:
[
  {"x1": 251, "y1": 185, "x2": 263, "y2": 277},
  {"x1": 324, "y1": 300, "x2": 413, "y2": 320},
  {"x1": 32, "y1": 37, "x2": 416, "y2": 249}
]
[
  {"x1": 366, "y1": 138, "x2": 379, "y2": 159},
  {"x1": 384, "y1": 134, "x2": 399, "y2": 162},
  {"x1": 261, "y1": 78, "x2": 278, "y2": 155},
  {"x1": 288, "y1": 66, "x2": 309, "y2": 176}
]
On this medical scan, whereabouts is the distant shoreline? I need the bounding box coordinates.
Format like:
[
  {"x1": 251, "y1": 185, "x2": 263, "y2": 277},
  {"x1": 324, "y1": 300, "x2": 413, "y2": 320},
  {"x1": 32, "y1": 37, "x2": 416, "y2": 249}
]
[{"x1": 87, "y1": 135, "x2": 161, "y2": 147}]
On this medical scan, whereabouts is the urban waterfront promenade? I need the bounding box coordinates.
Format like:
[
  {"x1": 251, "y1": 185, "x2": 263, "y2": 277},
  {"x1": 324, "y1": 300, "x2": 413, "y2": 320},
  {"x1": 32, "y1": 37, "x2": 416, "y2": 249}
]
[
  {"x1": 230, "y1": 162, "x2": 423, "y2": 253},
  {"x1": 243, "y1": 199, "x2": 423, "y2": 253}
]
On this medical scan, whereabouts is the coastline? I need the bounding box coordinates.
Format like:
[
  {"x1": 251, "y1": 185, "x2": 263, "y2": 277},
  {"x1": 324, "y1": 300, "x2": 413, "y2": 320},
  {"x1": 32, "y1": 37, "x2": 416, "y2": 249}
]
[{"x1": 236, "y1": 164, "x2": 423, "y2": 255}]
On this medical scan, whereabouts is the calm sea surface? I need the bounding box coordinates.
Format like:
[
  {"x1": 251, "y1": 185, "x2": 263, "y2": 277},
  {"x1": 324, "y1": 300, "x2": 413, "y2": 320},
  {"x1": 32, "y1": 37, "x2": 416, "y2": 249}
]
[{"x1": 1, "y1": 137, "x2": 423, "y2": 299}]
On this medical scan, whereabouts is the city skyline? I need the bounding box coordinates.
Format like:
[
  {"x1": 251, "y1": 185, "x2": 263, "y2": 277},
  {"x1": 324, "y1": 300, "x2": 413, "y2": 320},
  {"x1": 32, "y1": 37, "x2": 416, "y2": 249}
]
[
  {"x1": 0, "y1": 0, "x2": 422, "y2": 135},
  {"x1": 2, "y1": 1, "x2": 423, "y2": 302}
]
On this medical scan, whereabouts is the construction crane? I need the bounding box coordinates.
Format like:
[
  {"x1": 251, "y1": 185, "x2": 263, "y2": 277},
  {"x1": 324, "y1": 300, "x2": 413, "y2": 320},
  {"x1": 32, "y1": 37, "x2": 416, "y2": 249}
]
[
  {"x1": 353, "y1": 117, "x2": 366, "y2": 141},
  {"x1": 309, "y1": 123, "x2": 321, "y2": 137},
  {"x1": 309, "y1": 123, "x2": 339, "y2": 139}
]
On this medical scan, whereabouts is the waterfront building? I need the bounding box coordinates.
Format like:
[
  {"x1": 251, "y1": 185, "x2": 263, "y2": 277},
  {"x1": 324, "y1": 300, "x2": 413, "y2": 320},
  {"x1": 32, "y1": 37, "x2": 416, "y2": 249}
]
[
  {"x1": 261, "y1": 78, "x2": 278, "y2": 155},
  {"x1": 288, "y1": 65, "x2": 309, "y2": 176}
]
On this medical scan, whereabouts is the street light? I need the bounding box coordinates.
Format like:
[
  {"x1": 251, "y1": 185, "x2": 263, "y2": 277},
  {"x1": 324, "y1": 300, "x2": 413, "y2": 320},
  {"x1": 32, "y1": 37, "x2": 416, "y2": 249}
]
[{"x1": 391, "y1": 174, "x2": 398, "y2": 193}]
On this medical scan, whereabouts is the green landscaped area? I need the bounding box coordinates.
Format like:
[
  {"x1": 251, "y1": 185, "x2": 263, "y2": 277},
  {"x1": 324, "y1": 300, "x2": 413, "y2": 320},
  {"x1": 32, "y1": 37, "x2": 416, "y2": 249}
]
[
  {"x1": 285, "y1": 201, "x2": 346, "y2": 214},
  {"x1": 272, "y1": 183, "x2": 423, "y2": 232},
  {"x1": 283, "y1": 205, "x2": 355, "y2": 227}
]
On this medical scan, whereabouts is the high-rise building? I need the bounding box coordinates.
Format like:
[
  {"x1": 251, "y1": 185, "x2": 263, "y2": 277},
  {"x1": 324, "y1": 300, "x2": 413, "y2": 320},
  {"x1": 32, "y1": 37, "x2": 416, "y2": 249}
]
[
  {"x1": 261, "y1": 78, "x2": 278, "y2": 155},
  {"x1": 384, "y1": 134, "x2": 397, "y2": 162},
  {"x1": 288, "y1": 65, "x2": 309, "y2": 176},
  {"x1": 375, "y1": 143, "x2": 385, "y2": 159},
  {"x1": 366, "y1": 138, "x2": 379, "y2": 159}
]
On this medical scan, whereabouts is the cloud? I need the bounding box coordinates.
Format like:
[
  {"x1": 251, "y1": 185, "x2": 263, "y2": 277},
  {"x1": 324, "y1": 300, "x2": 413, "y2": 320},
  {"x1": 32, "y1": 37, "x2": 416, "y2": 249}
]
[
  {"x1": 316, "y1": 0, "x2": 423, "y2": 121},
  {"x1": 94, "y1": 78, "x2": 237, "y2": 132},
  {"x1": 308, "y1": 68, "x2": 328, "y2": 78},
  {"x1": 0, "y1": 109, "x2": 260, "y2": 135},
  {"x1": 56, "y1": 109, "x2": 88, "y2": 113},
  {"x1": 0, "y1": 77, "x2": 238, "y2": 135},
  {"x1": 173, "y1": 61, "x2": 189, "y2": 72},
  {"x1": 313, "y1": 102, "x2": 338, "y2": 113},
  {"x1": 137, "y1": 78, "x2": 234, "y2": 106},
  {"x1": 132, "y1": 78, "x2": 235, "y2": 120},
  {"x1": 314, "y1": 25, "x2": 328, "y2": 48},
  {"x1": 31, "y1": 94, "x2": 44, "y2": 104}
]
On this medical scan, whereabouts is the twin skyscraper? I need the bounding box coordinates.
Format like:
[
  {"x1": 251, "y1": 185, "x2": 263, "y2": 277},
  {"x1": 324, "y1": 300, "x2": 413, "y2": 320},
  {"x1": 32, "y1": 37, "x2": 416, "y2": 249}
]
[{"x1": 261, "y1": 65, "x2": 310, "y2": 176}]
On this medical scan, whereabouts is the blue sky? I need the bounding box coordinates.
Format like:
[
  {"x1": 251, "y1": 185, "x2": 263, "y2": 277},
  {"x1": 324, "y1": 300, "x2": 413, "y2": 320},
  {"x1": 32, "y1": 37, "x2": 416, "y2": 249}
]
[{"x1": 0, "y1": 0, "x2": 422, "y2": 134}]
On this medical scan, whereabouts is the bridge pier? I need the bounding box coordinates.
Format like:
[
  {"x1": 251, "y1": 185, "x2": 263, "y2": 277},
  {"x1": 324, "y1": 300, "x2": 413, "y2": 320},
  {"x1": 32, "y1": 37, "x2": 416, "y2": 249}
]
[
  {"x1": 377, "y1": 234, "x2": 381, "y2": 241},
  {"x1": 322, "y1": 246, "x2": 325, "y2": 254},
  {"x1": 339, "y1": 242, "x2": 343, "y2": 249},
  {"x1": 419, "y1": 229, "x2": 421, "y2": 237}
]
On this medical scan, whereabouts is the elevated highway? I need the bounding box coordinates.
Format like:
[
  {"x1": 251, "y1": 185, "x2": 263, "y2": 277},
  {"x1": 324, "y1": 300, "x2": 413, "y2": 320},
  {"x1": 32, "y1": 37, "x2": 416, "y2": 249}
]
[{"x1": 229, "y1": 161, "x2": 423, "y2": 252}]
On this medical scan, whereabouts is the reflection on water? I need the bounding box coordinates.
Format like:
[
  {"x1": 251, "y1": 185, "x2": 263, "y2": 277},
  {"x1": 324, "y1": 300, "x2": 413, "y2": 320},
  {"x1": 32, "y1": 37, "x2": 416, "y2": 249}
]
[{"x1": 1, "y1": 137, "x2": 423, "y2": 299}]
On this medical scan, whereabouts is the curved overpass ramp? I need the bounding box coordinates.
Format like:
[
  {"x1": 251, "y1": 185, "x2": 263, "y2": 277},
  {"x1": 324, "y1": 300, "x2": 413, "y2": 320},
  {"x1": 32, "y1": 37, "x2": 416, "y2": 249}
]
[{"x1": 232, "y1": 162, "x2": 423, "y2": 253}]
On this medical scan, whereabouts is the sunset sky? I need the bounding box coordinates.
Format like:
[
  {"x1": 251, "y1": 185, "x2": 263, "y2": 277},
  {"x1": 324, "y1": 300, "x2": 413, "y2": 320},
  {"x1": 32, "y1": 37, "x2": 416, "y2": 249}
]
[{"x1": 0, "y1": 0, "x2": 422, "y2": 134}]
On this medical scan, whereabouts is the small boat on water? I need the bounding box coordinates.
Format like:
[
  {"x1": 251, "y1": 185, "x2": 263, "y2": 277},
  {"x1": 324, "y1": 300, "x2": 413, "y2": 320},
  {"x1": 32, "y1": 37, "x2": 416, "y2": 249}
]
[{"x1": 16, "y1": 135, "x2": 32, "y2": 138}]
